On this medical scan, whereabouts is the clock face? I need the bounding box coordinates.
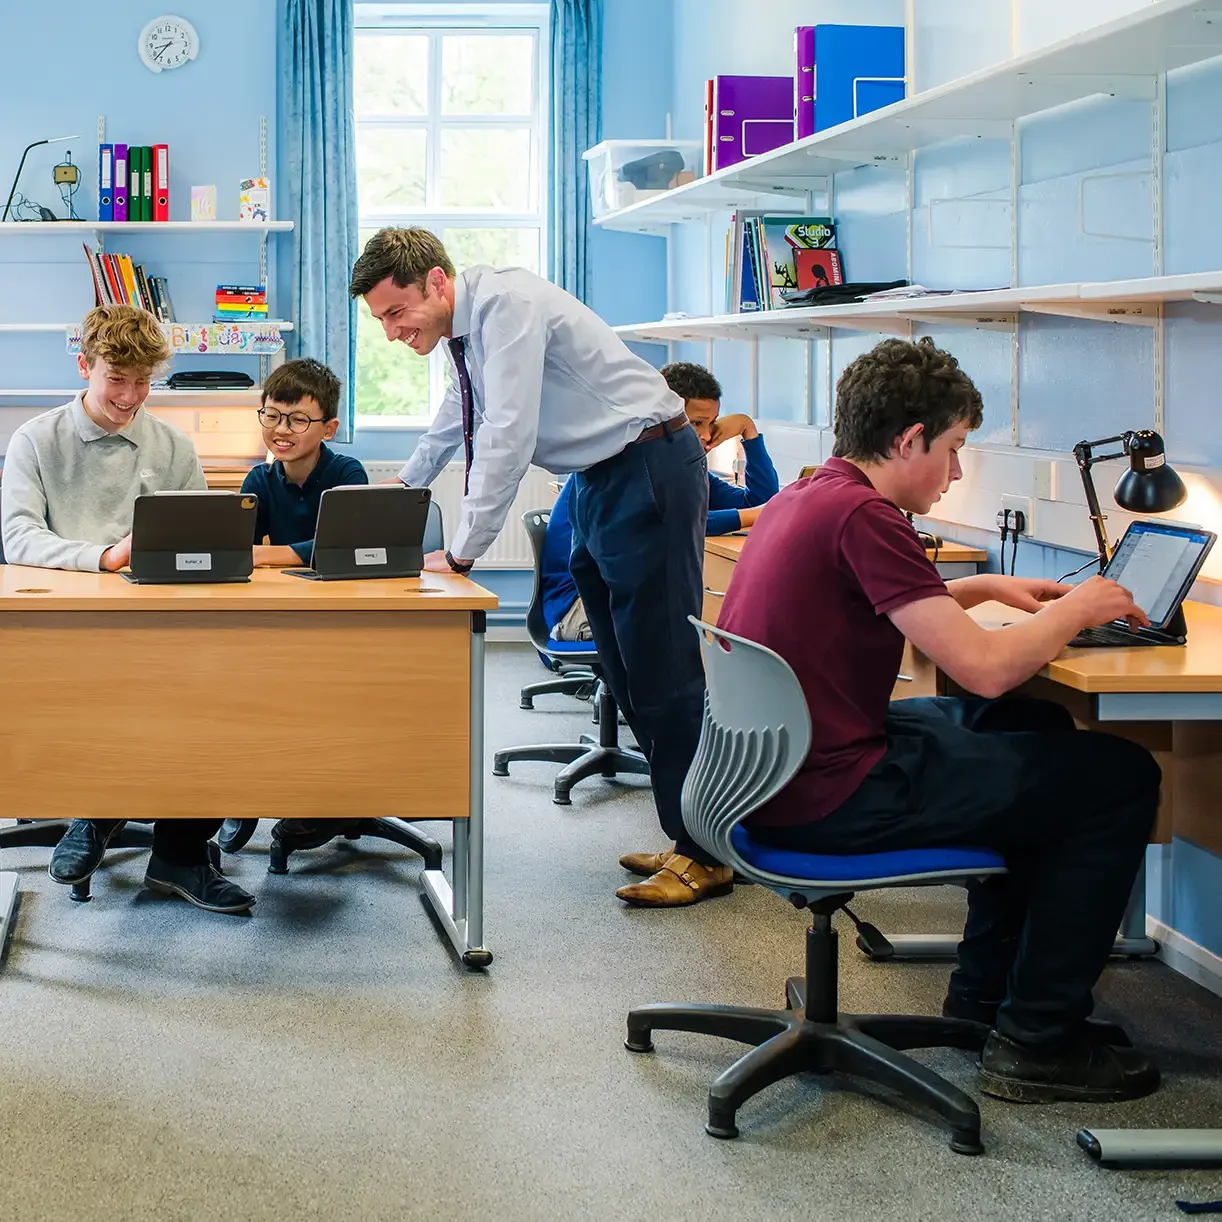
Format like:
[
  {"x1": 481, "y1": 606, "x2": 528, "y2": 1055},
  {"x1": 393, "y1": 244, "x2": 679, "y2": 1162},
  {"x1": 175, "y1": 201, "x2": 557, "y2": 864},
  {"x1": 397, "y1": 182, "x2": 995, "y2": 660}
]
[{"x1": 138, "y1": 15, "x2": 199, "y2": 73}]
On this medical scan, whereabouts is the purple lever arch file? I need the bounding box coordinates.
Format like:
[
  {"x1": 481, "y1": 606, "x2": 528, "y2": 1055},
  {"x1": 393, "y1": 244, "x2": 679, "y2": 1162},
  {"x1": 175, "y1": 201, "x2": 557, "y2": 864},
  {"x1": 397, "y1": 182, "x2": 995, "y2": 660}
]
[
  {"x1": 712, "y1": 75, "x2": 795, "y2": 172},
  {"x1": 795, "y1": 27, "x2": 816, "y2": 140}
]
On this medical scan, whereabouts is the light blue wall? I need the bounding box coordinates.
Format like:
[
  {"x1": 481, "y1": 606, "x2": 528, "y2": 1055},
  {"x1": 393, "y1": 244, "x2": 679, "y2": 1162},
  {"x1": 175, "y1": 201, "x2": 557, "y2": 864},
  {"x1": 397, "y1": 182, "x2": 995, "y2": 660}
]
[
  {"x1": 0, "y1": 1, "x2": 280, "y2": 394},
  {"x1": 663, "y1": 2, "x2": 1222, "y2": 961}
]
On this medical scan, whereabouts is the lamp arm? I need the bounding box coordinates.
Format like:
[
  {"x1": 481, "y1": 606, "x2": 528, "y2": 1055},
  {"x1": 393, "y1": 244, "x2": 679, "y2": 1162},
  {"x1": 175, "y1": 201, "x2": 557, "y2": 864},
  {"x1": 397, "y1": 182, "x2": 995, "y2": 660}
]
[
  {"x1": 1, "y1": 140, "x2": 48, "y2": 223},
  {"x1": 1073, "y1": 440, "x2": 1121, "y2": 572}
]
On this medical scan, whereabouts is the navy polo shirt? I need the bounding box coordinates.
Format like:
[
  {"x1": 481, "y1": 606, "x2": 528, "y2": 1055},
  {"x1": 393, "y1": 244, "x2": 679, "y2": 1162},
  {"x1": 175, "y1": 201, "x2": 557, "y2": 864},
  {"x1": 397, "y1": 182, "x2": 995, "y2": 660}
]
[{"x1": 241, "y1": 442, "x2": 369, "y2": 563}]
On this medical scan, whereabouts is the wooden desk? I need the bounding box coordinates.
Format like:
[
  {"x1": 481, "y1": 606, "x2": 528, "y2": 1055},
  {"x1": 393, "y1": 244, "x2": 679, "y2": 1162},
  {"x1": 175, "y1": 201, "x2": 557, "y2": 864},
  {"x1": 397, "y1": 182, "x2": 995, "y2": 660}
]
[
  {"x1": 700, "y1": 533, "x2": 987, "y2": 627},
  {"x1": 0, "y1": 565, "x2": 499, "y2": 968}
]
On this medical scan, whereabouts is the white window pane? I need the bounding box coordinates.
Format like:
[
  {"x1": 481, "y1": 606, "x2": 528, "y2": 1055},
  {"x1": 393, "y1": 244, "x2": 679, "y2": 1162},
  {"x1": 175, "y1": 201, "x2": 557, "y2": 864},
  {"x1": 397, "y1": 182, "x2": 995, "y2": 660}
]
[
  {"x1": 442, "y1": 228, "x2": 540, "y2": 274},
  {"x1": 357, "y1": 127, "x2": 427, "y2": 210},
  {"x1": 442, "y1": 34, "x2": 534, "y2": 115},
  {"x1": 355, "y1": 33, "x2": 429, "y2": 116},
  {"x1": 440, "y1": 128, "x2": 532, "y2": 209},
  {"x1": 355, "y1": 304, "x2": 434, "y2": 419}
]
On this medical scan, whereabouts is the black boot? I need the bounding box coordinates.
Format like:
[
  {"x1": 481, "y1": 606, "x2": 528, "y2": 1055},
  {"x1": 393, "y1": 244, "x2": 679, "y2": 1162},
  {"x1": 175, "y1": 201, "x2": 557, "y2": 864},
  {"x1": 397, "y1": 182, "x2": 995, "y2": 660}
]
[
  {"x1": 978, "y1": 1029, "x2": 1159, "y2": 1103},
  {"x1": 49, "y1": 820, "x2": 124, "y2": 885}
]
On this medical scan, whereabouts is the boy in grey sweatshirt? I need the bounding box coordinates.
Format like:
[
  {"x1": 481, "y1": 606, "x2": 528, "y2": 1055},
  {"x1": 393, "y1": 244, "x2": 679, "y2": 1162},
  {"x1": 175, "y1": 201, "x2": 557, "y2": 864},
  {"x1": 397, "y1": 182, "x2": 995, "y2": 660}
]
[{"x1": 0, "y1": 304, "x2": 254, "y2": 915}]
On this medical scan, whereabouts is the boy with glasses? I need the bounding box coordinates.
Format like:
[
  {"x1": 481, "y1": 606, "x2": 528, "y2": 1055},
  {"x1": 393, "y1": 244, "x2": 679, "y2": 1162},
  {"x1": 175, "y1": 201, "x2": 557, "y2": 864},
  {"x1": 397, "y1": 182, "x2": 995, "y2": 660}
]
[
  {"x1": 241, "y1": 358, "x2": 368, "y2": 567},
  {"x1": 240, "y1": 358, "x2": 367, "y2": 854}
]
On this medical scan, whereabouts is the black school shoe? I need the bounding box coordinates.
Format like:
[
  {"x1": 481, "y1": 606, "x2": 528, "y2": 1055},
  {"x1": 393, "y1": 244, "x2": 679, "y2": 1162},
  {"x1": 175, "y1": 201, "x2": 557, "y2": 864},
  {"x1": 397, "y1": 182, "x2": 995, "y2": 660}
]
[
  {"x1": 978, "y1": 1029, "x2": 1160, "y2": 1103},
  {"x1": 143, "y1": 855, "x2": 255, "y2": 914},
  {"x1": 942, "y1": 995, "x2": 1132, "y2": 1047},
  {"x1": 49, "y1": 819, "x2": 125, "y2": 884}
]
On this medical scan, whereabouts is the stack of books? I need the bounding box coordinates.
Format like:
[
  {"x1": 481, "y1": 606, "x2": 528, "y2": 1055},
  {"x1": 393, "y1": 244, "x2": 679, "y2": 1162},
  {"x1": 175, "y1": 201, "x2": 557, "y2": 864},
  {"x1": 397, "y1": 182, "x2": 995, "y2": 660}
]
[
  {"x1": 726, "y1": 214, "x2": 843, "y2": 312},
  {"x1": 82, "y1": 244, "x2": 175, "y2": 321},
  {"x1": 214, "y1": 284, "x2": 267, "y2": 322}
]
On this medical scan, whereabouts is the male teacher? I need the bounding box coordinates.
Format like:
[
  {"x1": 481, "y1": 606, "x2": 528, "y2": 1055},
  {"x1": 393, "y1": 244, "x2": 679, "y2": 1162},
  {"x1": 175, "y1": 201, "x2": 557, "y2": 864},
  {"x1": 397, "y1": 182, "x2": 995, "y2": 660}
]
[{"x1": 349, "y1": 228, "x2": 729, "y2": 907}]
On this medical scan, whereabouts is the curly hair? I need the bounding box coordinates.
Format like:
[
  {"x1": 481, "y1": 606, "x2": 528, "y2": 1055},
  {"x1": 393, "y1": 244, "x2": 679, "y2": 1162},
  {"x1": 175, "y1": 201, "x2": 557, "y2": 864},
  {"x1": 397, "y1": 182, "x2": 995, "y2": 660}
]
[
  {"x1": 349, "y1": 227, "x2": 456, "y2": 298},
  {"x1": 660, "y1": 361, "x2": 722, "y2": 403},
  {"x1": 832, "y1": 337, "x2": 983, "y2": 462},
  {"x1": 261, "y1": 358, "x2": 342, "y2": 421},
  {"x1": 78, "y1": 304, "x2": 170, "y2": 372}
]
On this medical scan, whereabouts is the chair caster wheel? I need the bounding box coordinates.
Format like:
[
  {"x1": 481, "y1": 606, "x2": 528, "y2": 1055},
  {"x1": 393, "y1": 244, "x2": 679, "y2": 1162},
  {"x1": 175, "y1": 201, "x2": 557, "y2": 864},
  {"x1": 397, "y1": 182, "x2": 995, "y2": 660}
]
[
  {"x1": 218, "y1": 819, "x2": 256, "y2": 854},
  {"x1": 267, "y1": 844, "x2": 290, "y2": 875},
  {"x1": 624, "y1": 1038, "x2": 653, "y2": 1054},
  {"x1": 950, "y1": 1134, "x2": 983, "y2": 1156},
  {"x1": 519, "y1": 698, "x2": 534, "y2": 710},
  {"x1": 492, "y1": 762, "x2": 509, "y2": 777},
  {"x1": 462, "y1": 949, "x2": 493, "y2": 969},
  {"x1": 705, "y1": 1121, "x2": 738, "y2": 1140},
  {"x1": 69, "y1": 883, "x2": 92, "y2": 903},
  {"x1": 552, "y1": 791, "x2": 572, "y2": 806}
]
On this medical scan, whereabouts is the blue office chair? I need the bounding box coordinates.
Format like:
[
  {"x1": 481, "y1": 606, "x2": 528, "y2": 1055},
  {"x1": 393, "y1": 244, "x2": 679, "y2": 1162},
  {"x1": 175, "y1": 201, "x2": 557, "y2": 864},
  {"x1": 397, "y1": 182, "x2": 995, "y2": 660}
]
[
  {"x1": 625, "y1": 619, "x2": 1006, "y2": 1154},
  {"x1": 492, "y1": 508, "x2": 648, "y2": 805},
  {"x1": 216, "y1": 498, "x2": 447, "y2": 872},
  {"x1": 515, "y1": 509, "x2": 597, "y2": 711}
]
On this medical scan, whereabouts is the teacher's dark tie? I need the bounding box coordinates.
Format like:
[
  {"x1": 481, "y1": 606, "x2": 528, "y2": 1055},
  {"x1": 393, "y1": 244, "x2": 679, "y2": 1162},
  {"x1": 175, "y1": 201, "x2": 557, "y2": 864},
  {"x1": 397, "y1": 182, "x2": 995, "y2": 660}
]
[{"x1": 447, "y1": 335, "x2": 475, "y2": 495}]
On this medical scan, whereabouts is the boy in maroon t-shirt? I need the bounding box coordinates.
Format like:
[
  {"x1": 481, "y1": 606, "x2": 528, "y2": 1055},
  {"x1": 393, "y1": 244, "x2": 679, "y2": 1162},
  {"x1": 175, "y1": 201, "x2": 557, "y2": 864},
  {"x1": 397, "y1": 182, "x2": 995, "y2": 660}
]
[{"x1": 719, "y1": 337, "x2": 1161, "y2": 1106}]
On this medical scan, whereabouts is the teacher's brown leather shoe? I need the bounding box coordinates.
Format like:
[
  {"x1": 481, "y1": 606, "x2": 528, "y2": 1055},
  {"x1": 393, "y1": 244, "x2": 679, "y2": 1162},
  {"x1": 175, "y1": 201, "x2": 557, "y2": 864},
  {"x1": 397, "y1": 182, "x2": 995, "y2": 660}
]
[
  {"x1": 615, "y1": 854, "x2": 733, "y2": 907},
  {"x1": 618, "y1": 846, "x2": 676, "y2": 877}
]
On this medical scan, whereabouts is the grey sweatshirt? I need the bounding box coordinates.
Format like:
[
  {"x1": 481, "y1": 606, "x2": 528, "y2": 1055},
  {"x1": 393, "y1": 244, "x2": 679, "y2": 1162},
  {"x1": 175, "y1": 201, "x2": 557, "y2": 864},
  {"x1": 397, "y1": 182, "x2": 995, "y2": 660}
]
[{"x1": 1, "y1": 393, "x2": 206, "y2": 571}]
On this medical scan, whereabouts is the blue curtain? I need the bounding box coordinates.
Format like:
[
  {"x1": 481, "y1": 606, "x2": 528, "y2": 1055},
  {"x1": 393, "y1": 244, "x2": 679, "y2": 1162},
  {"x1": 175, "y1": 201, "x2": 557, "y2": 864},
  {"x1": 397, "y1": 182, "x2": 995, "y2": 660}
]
[
  {"x1": 549, "y1": 0, "x2": 603, "y2": 303},
  {"x1": 281, "y1": 0, "x2": 359, "y2": 440}
]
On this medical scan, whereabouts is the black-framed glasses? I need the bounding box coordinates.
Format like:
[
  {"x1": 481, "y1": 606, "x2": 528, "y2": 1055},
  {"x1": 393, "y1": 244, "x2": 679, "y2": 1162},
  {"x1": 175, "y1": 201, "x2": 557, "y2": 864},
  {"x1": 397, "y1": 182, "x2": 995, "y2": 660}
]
[{"x1": 257, "y1": 406, "x2": 326, "y2": 433}]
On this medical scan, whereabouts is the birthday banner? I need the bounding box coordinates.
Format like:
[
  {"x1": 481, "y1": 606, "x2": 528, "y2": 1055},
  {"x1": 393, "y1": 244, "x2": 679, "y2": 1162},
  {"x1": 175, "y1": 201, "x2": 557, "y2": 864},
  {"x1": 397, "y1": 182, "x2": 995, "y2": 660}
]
[{"x1": 68, "y1": 321, "x2": 284, "y2": 356}]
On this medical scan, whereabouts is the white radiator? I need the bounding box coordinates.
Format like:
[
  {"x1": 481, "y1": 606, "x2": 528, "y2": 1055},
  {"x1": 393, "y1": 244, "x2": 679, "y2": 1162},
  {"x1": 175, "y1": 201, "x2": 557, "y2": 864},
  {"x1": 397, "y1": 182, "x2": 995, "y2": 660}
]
[{"x1": 364, "y1": 461, "x2": 555, "y2": 569}]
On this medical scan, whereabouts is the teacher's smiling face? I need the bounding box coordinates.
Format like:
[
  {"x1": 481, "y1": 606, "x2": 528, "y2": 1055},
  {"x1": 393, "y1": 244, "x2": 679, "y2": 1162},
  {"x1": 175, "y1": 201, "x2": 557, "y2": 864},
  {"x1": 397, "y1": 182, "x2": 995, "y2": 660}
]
[{"x1": 363, "y1": 266, "x2": 454, "y2": 356}]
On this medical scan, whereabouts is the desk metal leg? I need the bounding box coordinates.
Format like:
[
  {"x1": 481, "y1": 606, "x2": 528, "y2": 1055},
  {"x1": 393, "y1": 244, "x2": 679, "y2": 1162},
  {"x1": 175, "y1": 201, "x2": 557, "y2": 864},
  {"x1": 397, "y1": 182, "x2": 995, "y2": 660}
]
[
  {"x1": 421, "y1": 613, "x2": 492, "y2": 969},
  {"x1": 0, "y1": 870, "x2": 17, "y2": 969},
  {"x1": 1113, "y1": 858, "x2": 1157, "y2": 958}
]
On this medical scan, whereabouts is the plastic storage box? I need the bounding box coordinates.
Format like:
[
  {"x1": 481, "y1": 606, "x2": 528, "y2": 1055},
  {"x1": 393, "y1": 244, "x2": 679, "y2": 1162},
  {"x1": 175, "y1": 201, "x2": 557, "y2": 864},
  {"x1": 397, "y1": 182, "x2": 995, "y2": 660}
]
[{"x1": 583, "y1": 140, "x2": 703, "y2": 218}]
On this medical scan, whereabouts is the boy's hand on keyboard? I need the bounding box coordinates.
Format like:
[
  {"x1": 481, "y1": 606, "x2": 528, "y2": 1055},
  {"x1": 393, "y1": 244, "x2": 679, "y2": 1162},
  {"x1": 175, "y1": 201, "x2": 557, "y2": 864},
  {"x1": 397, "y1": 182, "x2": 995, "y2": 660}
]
[{"x1": 1063, "y1": 575, "x2": 1150, "y2": 631}]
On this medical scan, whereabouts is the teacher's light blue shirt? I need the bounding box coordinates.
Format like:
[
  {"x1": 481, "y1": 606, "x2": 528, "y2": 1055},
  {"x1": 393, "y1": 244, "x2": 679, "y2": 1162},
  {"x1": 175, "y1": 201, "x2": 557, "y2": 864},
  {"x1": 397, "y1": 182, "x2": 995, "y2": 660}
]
[{"x1": 397, "y1": 265, "x2": 683, "y2": 561}]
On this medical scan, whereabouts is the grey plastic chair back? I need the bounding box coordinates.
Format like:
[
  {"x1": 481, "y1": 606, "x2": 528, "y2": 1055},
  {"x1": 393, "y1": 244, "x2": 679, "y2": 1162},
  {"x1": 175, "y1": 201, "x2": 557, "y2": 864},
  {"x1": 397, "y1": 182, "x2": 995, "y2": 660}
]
[
  {"x1": 681, "y1": 617, "x2": 812, "y2": 876},
  {"x1": 423, "y1": 499, "x2": 444, "y2": 555},
  {"x1": 682, "y1": 616, "x2": 1006, "y2": 893}
]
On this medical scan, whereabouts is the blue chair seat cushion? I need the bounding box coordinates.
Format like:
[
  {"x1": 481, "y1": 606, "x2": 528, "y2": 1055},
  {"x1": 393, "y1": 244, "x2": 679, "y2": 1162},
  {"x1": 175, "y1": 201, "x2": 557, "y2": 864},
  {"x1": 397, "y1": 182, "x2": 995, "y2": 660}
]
[
  {"x1": 731, "y1": 824, "x2": 1005, "y2": 884},
  {"x1": 544, "y1": 638, "x2": 598, "y2": 659}
]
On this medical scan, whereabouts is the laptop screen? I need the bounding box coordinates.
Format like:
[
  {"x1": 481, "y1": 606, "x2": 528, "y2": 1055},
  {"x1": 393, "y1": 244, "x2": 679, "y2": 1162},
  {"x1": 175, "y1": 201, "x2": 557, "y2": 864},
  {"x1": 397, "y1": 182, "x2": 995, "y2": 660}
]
[{"x1": 1103, "y1": 520, "x2": 1214, "y2": 628}]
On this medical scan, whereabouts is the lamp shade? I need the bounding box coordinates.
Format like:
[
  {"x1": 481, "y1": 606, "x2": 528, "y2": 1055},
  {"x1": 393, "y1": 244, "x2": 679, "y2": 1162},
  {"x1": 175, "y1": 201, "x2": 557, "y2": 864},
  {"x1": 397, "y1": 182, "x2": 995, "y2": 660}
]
[{"x1": 1114, "y1": 430, "x2": 1187, "y2": 514}]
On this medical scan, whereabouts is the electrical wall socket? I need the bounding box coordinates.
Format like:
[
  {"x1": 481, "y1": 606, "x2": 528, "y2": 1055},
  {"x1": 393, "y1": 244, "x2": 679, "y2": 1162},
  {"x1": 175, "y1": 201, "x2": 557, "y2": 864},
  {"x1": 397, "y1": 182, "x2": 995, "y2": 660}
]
[{"x1": 1001, "y1": 494, "x2": 1034, "y2": 536}]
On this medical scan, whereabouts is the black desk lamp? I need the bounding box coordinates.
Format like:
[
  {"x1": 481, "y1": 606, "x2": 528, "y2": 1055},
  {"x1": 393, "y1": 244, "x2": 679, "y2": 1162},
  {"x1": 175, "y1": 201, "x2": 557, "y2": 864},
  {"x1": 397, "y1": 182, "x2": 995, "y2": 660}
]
[
  {"x1": 1073, "y1": 429, "x2": 1187, "y2": 573},
  {"x1": 2, "y1": 135, "x2": 79, "y2": 222}
]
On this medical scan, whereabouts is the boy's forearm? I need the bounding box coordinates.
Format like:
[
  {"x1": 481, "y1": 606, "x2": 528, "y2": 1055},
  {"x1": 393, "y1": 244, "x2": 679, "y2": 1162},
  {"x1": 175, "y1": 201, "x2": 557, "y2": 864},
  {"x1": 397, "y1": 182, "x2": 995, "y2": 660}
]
[
  {"x1": 960, "y1": 600, "x2": 1086, "y2": 696},
  {"x1": 254, "y1": 544, "x2": 304, "y2": 567}
]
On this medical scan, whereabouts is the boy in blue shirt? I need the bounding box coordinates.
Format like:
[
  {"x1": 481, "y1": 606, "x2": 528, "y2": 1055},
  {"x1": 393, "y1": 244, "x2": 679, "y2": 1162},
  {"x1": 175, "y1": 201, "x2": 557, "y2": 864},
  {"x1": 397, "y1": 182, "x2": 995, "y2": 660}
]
[
  {"x1": 540, "y1": 361, "x2": 779, "y2": 641},
  {"x1": 241, "y1": 358, "x2": 368, "y2": 567},
  {"x1": 240, "y1": 359, "x2": 368, "y2": 852}
]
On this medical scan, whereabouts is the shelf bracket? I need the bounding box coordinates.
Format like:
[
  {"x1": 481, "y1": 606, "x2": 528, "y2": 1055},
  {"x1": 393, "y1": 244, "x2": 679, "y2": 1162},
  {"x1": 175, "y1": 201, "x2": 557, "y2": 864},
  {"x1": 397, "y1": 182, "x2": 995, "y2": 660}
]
[
  {"x1": 1192, "y1": 292, "x2": 1222, "y2": 306},
  {"x1": 899, "y1": 310, "x2": 1016, "y2": 333},
  {"x1": 1015, "y1": 73, "x2": 1157, "y2": 102},
  {"x1": 1021, "y1": 301, "x2": 1158, "y2": 327}
]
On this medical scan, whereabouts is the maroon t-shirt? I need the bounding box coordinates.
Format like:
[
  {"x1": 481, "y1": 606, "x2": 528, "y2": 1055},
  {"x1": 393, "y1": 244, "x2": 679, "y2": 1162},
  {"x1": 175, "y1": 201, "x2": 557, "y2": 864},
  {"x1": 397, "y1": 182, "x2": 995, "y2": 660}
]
[{"x1": 718, "y1": 457, "x2": 950, "y2": 827}]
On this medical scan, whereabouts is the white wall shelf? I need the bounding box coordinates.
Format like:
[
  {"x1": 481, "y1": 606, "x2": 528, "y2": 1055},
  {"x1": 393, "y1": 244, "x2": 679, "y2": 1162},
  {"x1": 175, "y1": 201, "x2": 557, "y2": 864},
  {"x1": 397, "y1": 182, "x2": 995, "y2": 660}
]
[
  {"x1": 614, "y1": 275, "x2": 1222, "y2": 344},
  {"x1": 594, "y1": 0, "x2": 1222, "y2": 235},
  {"x1": 0, "y1": 221, "x2": 294, "y2": 234},
  {"x1": 0, "y1": 388, "x2": 263, "y2": 406},
  {"x1": 0, "y1": 321, "x2": 295, "y2": 333}
]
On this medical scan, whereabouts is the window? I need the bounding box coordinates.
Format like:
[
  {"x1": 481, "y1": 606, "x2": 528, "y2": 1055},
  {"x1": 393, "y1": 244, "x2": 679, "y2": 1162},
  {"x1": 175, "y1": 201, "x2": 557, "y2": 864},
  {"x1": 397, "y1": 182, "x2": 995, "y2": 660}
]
[{"x1": 353, "y1": 3, "x2": 549, "y2": 425}]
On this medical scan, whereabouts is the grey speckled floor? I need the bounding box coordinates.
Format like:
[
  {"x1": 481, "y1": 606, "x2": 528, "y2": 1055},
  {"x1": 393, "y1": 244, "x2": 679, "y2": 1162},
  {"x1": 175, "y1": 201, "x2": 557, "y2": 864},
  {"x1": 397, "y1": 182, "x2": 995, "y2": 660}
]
[{"x1": 2, "y1": 643, "x2": 1221, "y2": 1222}]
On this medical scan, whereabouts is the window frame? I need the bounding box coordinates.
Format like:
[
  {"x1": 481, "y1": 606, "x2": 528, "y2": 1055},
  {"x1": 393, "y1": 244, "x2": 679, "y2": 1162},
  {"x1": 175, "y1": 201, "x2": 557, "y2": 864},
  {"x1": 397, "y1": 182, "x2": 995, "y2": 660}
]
[{"x1": 353, "y1": 1, "x2": 550, "y2": 429}]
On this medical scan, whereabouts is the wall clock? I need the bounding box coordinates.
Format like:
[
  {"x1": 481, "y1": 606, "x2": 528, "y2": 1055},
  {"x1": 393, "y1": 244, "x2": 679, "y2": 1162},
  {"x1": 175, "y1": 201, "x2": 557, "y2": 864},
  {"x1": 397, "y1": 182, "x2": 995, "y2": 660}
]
[{"x1": 138, "y1": 15, "x2": 200, "y2": 73}]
